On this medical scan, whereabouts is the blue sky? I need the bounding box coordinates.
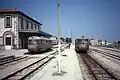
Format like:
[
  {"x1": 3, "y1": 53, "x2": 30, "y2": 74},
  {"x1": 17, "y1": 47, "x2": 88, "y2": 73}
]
[{"x1": 0, "y1": 0, "x2": 120, "y2": 41}]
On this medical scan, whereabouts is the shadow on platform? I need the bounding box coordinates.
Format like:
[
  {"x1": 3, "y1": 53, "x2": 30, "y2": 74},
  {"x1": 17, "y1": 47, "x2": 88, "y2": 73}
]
[{"x1": 52, "y1": 70, "x2": 67, "y2": 76}]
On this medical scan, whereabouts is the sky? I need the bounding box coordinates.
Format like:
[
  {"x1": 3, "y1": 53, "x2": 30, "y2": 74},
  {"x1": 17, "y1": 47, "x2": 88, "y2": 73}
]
[{"x1": 0, "y1": 0, "x2": 120, "y2": 41}]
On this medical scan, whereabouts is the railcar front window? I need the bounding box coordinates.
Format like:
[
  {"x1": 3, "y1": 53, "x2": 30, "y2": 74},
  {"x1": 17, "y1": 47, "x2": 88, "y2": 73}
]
[
  {"x1": 77, "y1": 39, "x2": 89, "y2": 43},
  {"x1": 28, "y1": 40, "x2": 39, "y2": 44},
  {"x1": 28, "y1": 40, "x2": 33, "y2": 44},
  {"x1": 34, "y1": 40, "x2": 39, "y2": 44}
]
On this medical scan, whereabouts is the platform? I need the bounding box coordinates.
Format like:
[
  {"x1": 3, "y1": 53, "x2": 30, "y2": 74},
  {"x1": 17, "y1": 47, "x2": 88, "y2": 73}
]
[
  {"x1": 30, "y1": 44, "x2": 83, "y2": 80},
  {"x1": 0, "y1": 49, "x2": 28, "y2": 57}
]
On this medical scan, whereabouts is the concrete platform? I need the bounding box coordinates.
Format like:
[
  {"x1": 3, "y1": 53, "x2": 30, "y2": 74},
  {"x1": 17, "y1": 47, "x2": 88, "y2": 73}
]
[
  {"x1": 0, "y1": 49, "x2": 28, "y2": 57},
  {"x1": 30, "y1": 44, "x2": 83, "y2": 80},
  {"x1": 0, "y1": 48, "x2": 57, "y2": 57}
]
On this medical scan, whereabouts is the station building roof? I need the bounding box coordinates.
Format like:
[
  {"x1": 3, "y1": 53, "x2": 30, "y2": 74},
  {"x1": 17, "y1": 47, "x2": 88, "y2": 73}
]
[
  {"x1": 19, "y1": 31, "x2": 52, "y2": 37},
  {"x1": 0, "y1": 9, "x2": 52, "y2": 37},
  {"x1": 39, "y1": 31, "x2": 52, "y2": 37},
  {"x1": 0, "y1": 9, "x2": 42, "y2": 25}
]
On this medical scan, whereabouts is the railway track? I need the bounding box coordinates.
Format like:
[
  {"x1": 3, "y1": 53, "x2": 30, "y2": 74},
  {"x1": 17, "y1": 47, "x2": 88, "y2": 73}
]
[
  {"x1": 1, "y1": 51, "x2": 57, "y2": 80},
  {"x1": 77, "y1": 54, "x2": 95, "y2": 80},
  {"x1": 78, "y1": 53, "x2": 117, "y2": 80},
  {"x1": 100, "y1": 47, "x2": 120, "y2": 53},
  {"x1": 0, "y1": 56, "x2": 28, "y2": 66},
  {"x1": 91, "y1": 49, "x2": 120, "y2": 61},
  {"x1": 0, "y1": 56, "x2": 29, "y2": 70}
]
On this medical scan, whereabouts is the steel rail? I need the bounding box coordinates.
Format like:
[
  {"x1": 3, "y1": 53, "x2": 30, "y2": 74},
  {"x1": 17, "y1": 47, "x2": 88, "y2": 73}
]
[
  {"x1": 92, "y1": 49, "x2": 120, "y2": 61},
  {"x1": 100, "y1": 47, "x2": 120, "y2": 53},
  {"x1": 1, "y1": 51, "x2": 57, "y2": 80},
  {"x1": 80, "y1": 54, "x2": 98, "y2": 80},
  {"x1": 80, "y1": 54, "x2": 118, "y2": 80},
  {"x1": 0, "y1": 56, "x2": 28, "y2": 66},
  {"x1": 19, "y1": 54, "x2": 55, "y2": 80}
]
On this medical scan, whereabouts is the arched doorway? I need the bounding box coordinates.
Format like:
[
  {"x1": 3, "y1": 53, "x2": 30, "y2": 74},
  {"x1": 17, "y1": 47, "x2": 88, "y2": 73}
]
[{"x1": 3, "y1": 31, "x2": 14, "y2": 50}]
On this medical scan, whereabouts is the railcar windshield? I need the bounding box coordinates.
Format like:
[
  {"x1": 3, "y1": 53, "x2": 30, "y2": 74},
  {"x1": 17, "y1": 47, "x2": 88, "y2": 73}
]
[
  {"x1": 76, "y1": 39, "x2": 89, "y2": 43},
  {"x1": 28, "y1": 39, "x2": 39, "y2": 44}
]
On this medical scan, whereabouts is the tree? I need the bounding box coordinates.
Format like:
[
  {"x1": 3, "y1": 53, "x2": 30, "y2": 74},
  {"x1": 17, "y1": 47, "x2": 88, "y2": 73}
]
[
  {"x1": 65, "y1": 37, "x2": 72, "y2": 43},
  {"x1": 60, "y1": 37, "x2": 65, "y2": 42}
]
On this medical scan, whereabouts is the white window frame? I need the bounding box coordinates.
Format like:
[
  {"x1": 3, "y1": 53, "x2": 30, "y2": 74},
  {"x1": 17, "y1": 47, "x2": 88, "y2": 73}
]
[{"x1": 5, "y1": 16, "x2": 12, "y2": 28}]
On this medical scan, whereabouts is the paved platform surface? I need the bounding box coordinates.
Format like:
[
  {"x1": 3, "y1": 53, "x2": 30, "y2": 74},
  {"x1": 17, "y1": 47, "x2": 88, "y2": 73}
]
[
  {"x1": 0, "y1": 48, "x2": 57, "y2": 57},
  {"x1": 0, "y1": 49, "x2": 28, "y2": 57},
  {"x1": 30, "y1": 44, "x2": 83, "y2": 80}
]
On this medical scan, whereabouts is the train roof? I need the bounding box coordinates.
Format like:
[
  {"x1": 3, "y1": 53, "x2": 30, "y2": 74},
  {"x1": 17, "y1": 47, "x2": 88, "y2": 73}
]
[
  {"x1": 76, "y1": 38, "x2": 89, "y2": 40},
  {"x1": 28, "y1": 36, "x2": 51, "y2": 40}
]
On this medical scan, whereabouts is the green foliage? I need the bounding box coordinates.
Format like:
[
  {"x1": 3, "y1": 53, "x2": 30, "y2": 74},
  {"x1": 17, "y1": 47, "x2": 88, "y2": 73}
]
[
  {"x1": 60, "y1": 37, "x2": 65, "y2": 42},
  {"x1": 65, "y1": 37, "x2": 72, "y2": 43}
]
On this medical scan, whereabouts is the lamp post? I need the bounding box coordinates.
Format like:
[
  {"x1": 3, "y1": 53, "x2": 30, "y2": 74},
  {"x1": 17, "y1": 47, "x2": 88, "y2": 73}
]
[
  {"x1": 53, "y1": 0, "x2": 66, "y2": 76},
  {"x1": 57, "y1": 0, "x2": 61, "y2": 73}
]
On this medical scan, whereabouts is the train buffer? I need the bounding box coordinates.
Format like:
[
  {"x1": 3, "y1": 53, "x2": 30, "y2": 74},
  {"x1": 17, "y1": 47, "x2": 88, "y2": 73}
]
[{"x1": 30, "y1": 44, "x2": 83, "y2": 80}]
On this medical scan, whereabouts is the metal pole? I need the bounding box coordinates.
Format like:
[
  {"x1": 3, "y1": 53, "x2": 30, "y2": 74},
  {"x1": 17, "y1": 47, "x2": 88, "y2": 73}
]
[
  {"x1": 57, "y1": 0, "x2": 61, "y2": 73},
  {"x1": 71, "y1": 28, "x2": 72, "y2": 44}
]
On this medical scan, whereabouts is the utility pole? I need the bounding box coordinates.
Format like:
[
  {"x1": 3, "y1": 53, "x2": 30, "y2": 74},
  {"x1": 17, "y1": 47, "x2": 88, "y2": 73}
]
[
  {"x1": 53, "y1": 0, "x2": 66, "y2": 76},
  {"x1": 57, "y1": 0, "x2": 61, "y2": 73},
  {"x1": 71, "y1": 28, "x2": 72, "y2": 43}
]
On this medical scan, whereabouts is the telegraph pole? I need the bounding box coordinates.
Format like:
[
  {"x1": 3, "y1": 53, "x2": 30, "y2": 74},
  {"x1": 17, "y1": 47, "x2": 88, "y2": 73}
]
[
  {"x1": 53, "y1": 0, "x2": 66, "y2": 76},
  {"x1": 57, "y1": 0, "x2": 61, "y2": 73},
  {"x1": 71, "y1": 28, "x2": 72, "y2": 44}
]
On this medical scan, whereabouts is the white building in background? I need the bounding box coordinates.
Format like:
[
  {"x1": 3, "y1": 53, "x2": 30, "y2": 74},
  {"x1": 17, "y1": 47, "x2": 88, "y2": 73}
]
[
  {"x1": 0, "y1": 9, "x2": 52, "y2": 50},
  {"x1": 90, "y1": 38, "x2": 113, "y2": 46},
  {"x1": 90, "y1": 39, "x2": 99, "y2": 46}
]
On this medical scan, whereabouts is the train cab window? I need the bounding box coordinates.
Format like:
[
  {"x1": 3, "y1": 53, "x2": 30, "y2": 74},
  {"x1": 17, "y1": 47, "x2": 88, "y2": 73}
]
[
  {"x1": 39, "y1": 40, "x2": 43, "y2": 43},
  {"x1": 28, "y1": 40, "x2": 33, "y2": 44},
  {"x1": 39, "y1": 40, "x2": 41, "y2": 43},
  {"x1": 28, "y1": 39, "x2": 39, "y2": 44},
  {"x1": 46, "y1": 40, "x2": 48, "y2": 43},
  {"x1": 41, "y1": 40, "x2": 42, "y2": 43},
  {"x1": 34, "y1": 40, "x2": 39, "y2": 44}
]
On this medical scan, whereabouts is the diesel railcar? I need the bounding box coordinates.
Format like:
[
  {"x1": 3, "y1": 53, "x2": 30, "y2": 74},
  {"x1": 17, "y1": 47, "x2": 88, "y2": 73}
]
[
  {"x1": 75, "y1": 38, "x2": 89, "y2": 52},
  {"x1": 28, "y1": 36, "x2": 53, "y2": 52}
]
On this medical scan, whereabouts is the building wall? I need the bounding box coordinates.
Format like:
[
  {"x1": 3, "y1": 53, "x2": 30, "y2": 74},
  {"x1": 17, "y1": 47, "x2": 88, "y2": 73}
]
[
  {"x1": 0, "y1": 37, "x2": 3, "y2": 45},
  {"x1": 18, "y1": 14, "x2": 42, "y2": 49},
  {"x1": 0, "y1": 14, "x2": 18, "y2": 36},
  {"x1": 90, "y1": 39, "x2": 99, "y2": 46},
  {"x1": 18, "y1": 14, "x2": 41, "y2": 33},
  {"x1": 0, "y1": 12, "x2": 42, "y2": 49},
  {"x1": 0, "y1": 13, "x2": 19, "y2": 49}
]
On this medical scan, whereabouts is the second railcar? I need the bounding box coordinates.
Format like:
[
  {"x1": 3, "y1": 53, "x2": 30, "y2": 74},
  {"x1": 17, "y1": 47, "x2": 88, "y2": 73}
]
[{"x1": 75, "y1": 38, "x2": 89, "y2": 52}]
